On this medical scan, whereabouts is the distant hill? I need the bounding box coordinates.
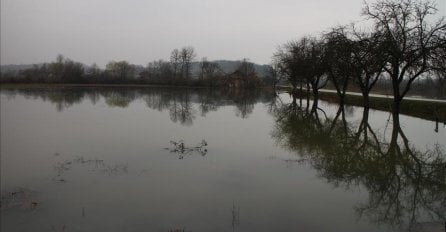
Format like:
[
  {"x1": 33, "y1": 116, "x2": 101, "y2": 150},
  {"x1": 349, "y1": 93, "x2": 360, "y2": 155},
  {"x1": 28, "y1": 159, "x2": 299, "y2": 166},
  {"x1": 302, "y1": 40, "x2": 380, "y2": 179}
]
[
  {"x1": 1, "y1": 64, "x2": 40, "y2": 73},
  {"x1": 1, "y1": 60, "x2": 271, "y2": 77},
  {"x1": 204, "y1": 60, "x2": 271, "y2": 77}
]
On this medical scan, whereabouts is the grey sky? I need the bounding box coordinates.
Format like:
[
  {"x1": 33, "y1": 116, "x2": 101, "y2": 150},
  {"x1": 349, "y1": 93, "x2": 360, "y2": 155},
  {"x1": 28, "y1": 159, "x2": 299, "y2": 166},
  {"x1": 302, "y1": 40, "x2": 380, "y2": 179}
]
[{"x1": 1, "y1": 0, "x2": 445, "y2": 67}]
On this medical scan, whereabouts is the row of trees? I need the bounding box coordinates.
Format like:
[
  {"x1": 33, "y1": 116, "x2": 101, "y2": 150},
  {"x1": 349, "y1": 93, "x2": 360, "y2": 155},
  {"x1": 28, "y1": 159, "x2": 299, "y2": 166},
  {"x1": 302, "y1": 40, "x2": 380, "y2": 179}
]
[
  {"x1": 1, "y1": 47, "x2": 268, "y2": 88},
  {"x1": 274, "y1": 0, "x2": 445, "y2": 124},
  {"x1": 1, "y1": 55, "x2": 138, "y2": 84}
]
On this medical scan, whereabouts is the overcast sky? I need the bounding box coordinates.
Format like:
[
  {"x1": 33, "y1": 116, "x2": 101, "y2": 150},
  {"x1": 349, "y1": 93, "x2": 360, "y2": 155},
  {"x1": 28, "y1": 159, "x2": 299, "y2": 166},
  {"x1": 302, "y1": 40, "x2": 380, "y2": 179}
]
[{"x1": 1, "y1": 0, "x2": 445, "y2": 67}]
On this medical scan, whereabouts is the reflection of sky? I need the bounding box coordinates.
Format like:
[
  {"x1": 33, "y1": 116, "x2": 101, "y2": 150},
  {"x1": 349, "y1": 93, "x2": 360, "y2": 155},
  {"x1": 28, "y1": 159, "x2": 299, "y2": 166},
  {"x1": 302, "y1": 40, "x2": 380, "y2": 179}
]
[{"x1": 1, "y1": 89, "x2": 444, "y2": 232}]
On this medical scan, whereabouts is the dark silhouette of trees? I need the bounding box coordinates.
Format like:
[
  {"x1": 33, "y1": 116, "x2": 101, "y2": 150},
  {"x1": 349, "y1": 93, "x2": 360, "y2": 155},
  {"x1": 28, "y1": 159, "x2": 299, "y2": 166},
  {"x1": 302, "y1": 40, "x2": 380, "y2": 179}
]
[
  {"x1": 179, "y1": 46, "x2": 196, "y2": 81},
  {"x1": 275, "y1": 37, "x2": 329, "y2": 110},
  {"x1": 1, "y1": 47, "x2": 254, "y2": 87},
  {"x1": 233, "y1": 58, "x2": 260, "y2": 89},
  {"x1": 105, "y1": 61, "x2": 136, "y2": 82},
  {"x1": 170, "y1": 48, "x2": 181, "y2": 80},
  {"x1": 349, "y1": 29, "x2": 387, "y2": 108},
  {"x1": 198, "y1": 57, "x2": 223, "y2": 87},
  {"x1": 142, "y1": 60, "x2": 174, "y2": 84},
  {"x1": 265, "y1": 59, "x2": 282, "y2": 91},
  {"x1": 45, "y1": 55, "x2": 85, "y2": 83},
  {"x1": 20, "y1": 64, "x2": 50, "y2": 83},
  {"x1": 48, "y1": 54, "x2": 65, "y2": 81},
  {"x1": 323, "y1": 27, "x2": 354, "y2": 105},
  {"x1": 274, "y1": 41, "x2": 306, "y2": 93},
  {"x1": 274, "y1": 0, "x2": 445, "y2": 117},
  {"x1": 303, "y1": 37, "x2": 329, "y2": 110},
  {"x1": 363, "y1": 0, "x2": 446, "y2": 124}
]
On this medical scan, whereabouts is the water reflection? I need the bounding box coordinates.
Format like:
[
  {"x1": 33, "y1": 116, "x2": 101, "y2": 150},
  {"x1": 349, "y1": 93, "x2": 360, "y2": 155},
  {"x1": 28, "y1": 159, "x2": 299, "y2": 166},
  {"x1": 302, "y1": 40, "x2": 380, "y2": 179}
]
[
  {"x1": 52, "y1": 154, "x2": 130, "y2": 179},
  {"x1": 271, "y1": 95, "x2": 446, "y2": 231},
  {"x1": 1, "y1": 87, "x2": 273, "y2": 125},
  {"x1": 2, "y1": 87, "x2": 445, "y2": 231}
]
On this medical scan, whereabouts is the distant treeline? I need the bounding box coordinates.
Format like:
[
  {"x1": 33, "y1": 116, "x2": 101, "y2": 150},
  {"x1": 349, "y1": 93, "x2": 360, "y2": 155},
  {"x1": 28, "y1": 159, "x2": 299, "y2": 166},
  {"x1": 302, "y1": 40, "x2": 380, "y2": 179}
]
[{"x1": 0, "y1": 48, "x2": 274, "y2": 88}]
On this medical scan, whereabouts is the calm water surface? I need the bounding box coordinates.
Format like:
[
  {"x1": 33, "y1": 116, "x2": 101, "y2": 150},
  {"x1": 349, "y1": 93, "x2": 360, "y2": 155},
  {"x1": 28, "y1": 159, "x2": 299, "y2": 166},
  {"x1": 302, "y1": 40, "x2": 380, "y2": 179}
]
[{"x1": 1, "y1": 87, "x2": 445, "y2": 232}]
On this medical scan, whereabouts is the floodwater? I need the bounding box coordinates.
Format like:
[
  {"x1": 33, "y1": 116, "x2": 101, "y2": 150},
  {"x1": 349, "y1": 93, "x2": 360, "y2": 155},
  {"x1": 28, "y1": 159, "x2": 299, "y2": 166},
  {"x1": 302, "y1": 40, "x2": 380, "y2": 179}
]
[{"x1": 1, "y1": 87, "x2": 445, "y2": 232}]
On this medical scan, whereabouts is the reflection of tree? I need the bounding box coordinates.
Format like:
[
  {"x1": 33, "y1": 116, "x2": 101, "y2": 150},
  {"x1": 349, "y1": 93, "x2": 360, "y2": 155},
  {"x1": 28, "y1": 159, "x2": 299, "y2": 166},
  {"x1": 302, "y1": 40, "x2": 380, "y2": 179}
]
[
  {"x1": 197, "y1": 89, "x2": 220, "y2": 117},
  {"x1": 169, "y1": 90, "x2": 196, "y2": 126},
  {"x1": 272, "y1": 102, "x2": 446, "y2": 231},
  {"x1": 226, "y1": 89, "x2": 260, "y2": 119},
  {"x1": 47, "y1": 90, "x2": 85, "y2": 112},
  {"x1": 143, "y1": 90, "x2": 172, "y2": 112},
  {"x1": 357, "y1": 124, "x2": 446, "y2": 229},
  {"x1": 3, "y1": 88, "x2": 86, "y2": 112},
  {"x1": 104, "y1": 90, "x2": 137, "y2": 108},
  {"x1": 3, "y1": 87, "x2": 275, "y2": 125}
]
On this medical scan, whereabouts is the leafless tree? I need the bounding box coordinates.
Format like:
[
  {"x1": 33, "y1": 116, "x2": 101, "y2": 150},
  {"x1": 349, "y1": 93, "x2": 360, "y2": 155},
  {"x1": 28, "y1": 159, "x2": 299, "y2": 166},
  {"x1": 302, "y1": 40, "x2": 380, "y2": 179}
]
[
  {"x1": 199, "y1": 57, "x2": 222, "y2": 86},
  {"x1": 363, "y1": 0, "x2": 446, "y2": 123},
  {"x1": 274, "y1": 41, "x2": 306, "y2": 93},
  {"x1": 267, "y1": 58, "x2": 283, "y2": 91},
  {"x1": 349, "y1": 28, "x2": 388, "y2": 108},
  {"x1": 180, "y1": 46, "x2": 196, "y2": 80},
  {"x1": 170, "y1": 49, "x2": 181, "y2": 79},
  {"x1": 323, "y1": 26, "x2": 354, "y2": 105}
]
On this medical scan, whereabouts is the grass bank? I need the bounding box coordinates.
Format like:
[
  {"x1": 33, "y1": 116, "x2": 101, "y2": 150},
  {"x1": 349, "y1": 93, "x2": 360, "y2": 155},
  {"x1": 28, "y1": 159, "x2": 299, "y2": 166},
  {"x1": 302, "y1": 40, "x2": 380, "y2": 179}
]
[{"x1": 317, "y1": 91, "x2": 446, "y2": 123}]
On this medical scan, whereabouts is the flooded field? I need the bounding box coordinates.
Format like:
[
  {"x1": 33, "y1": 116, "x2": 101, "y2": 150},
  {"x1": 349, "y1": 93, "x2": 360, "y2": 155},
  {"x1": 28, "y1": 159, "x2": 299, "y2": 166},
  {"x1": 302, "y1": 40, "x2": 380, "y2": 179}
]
[{"x1": 1, "y1": 87, "x2": 445, "y2": 232}]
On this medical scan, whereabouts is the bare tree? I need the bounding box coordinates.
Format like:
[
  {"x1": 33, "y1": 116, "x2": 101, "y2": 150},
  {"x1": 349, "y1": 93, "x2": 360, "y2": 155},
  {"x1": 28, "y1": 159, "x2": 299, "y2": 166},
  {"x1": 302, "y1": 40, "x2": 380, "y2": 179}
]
[
  {"x1": 199, "y1": 57, "x2": 222, "y2": 86},
  {"x1": 170, "y1": 49, "x2": 181, "y2": 79},
  {"x1": 275, "y1": 37, "x2": 326, "y2": 109},
  {"x1": 199, "y1": 57, "x2": 209, "y2": 81},
  {"x1": 431, "y1": 37, "x2": 446, "y2": 87},
  {"x1": 349, "y1": 28, "x2": 388, "y2": 108},
  {"x1": 267, "y1": 59, "x2": 283, "y2": 91},
  {"x1": 304, "y1": 37, "x2": 329, "y2": 110},
  {"x1": 180, "y1": 46, "x2": 196, "y2": 80},
  {"x1": 323, "y1": 27, "x2": 354, "y2": 105},
  {"x1": 363, "y1": 0, "x2": 446, "y2": 122},
  {"x1": 274, "y1": 41, "x2": 306, "y2": 93}
]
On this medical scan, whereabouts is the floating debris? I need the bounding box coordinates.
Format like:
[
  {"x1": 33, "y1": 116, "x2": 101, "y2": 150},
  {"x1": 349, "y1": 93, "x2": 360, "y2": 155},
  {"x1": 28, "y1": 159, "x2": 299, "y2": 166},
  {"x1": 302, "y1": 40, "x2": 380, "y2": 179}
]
[
  {"x1": 166, "y1": 139, "x2": 208, "y2": 159},
  {"x1": 30, "y1": 201, "x2": 39, "y2": 209},
  {"x1": 1, "y1": 187, "x2": 40, "y2": 211},
  {"x1": 101, "y1": 163, "x2": 128, "y2": 176},
  {"x1": 74, "y1": 156, "x2": 104, "y2": 166}
]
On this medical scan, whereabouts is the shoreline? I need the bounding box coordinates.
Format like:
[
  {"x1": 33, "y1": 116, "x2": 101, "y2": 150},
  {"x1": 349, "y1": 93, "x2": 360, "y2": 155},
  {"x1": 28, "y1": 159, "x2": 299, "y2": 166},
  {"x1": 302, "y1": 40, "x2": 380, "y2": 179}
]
[{"x1": 1, "y1": 83, "x2": 445, "y2": 123}]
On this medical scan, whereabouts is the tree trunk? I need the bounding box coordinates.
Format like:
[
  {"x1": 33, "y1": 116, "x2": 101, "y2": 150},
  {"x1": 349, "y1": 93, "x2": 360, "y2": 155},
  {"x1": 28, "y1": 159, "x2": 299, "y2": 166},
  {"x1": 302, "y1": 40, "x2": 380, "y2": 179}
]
[
  {"x1": 363, "y1": 90, "x2": 370, "y2": 111},
  {"x1": 391, "y1": 62, "x2": 401, "y2": 130},
  {"x1": 299, "y1": 81, "x2": 303, "y2": 107},
  {"x1": 306, "y1": 81, "x2": 310, "y2": 110},
  {"x1": 312, "y1": 84, "x2": 319, "y2": 110}
]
